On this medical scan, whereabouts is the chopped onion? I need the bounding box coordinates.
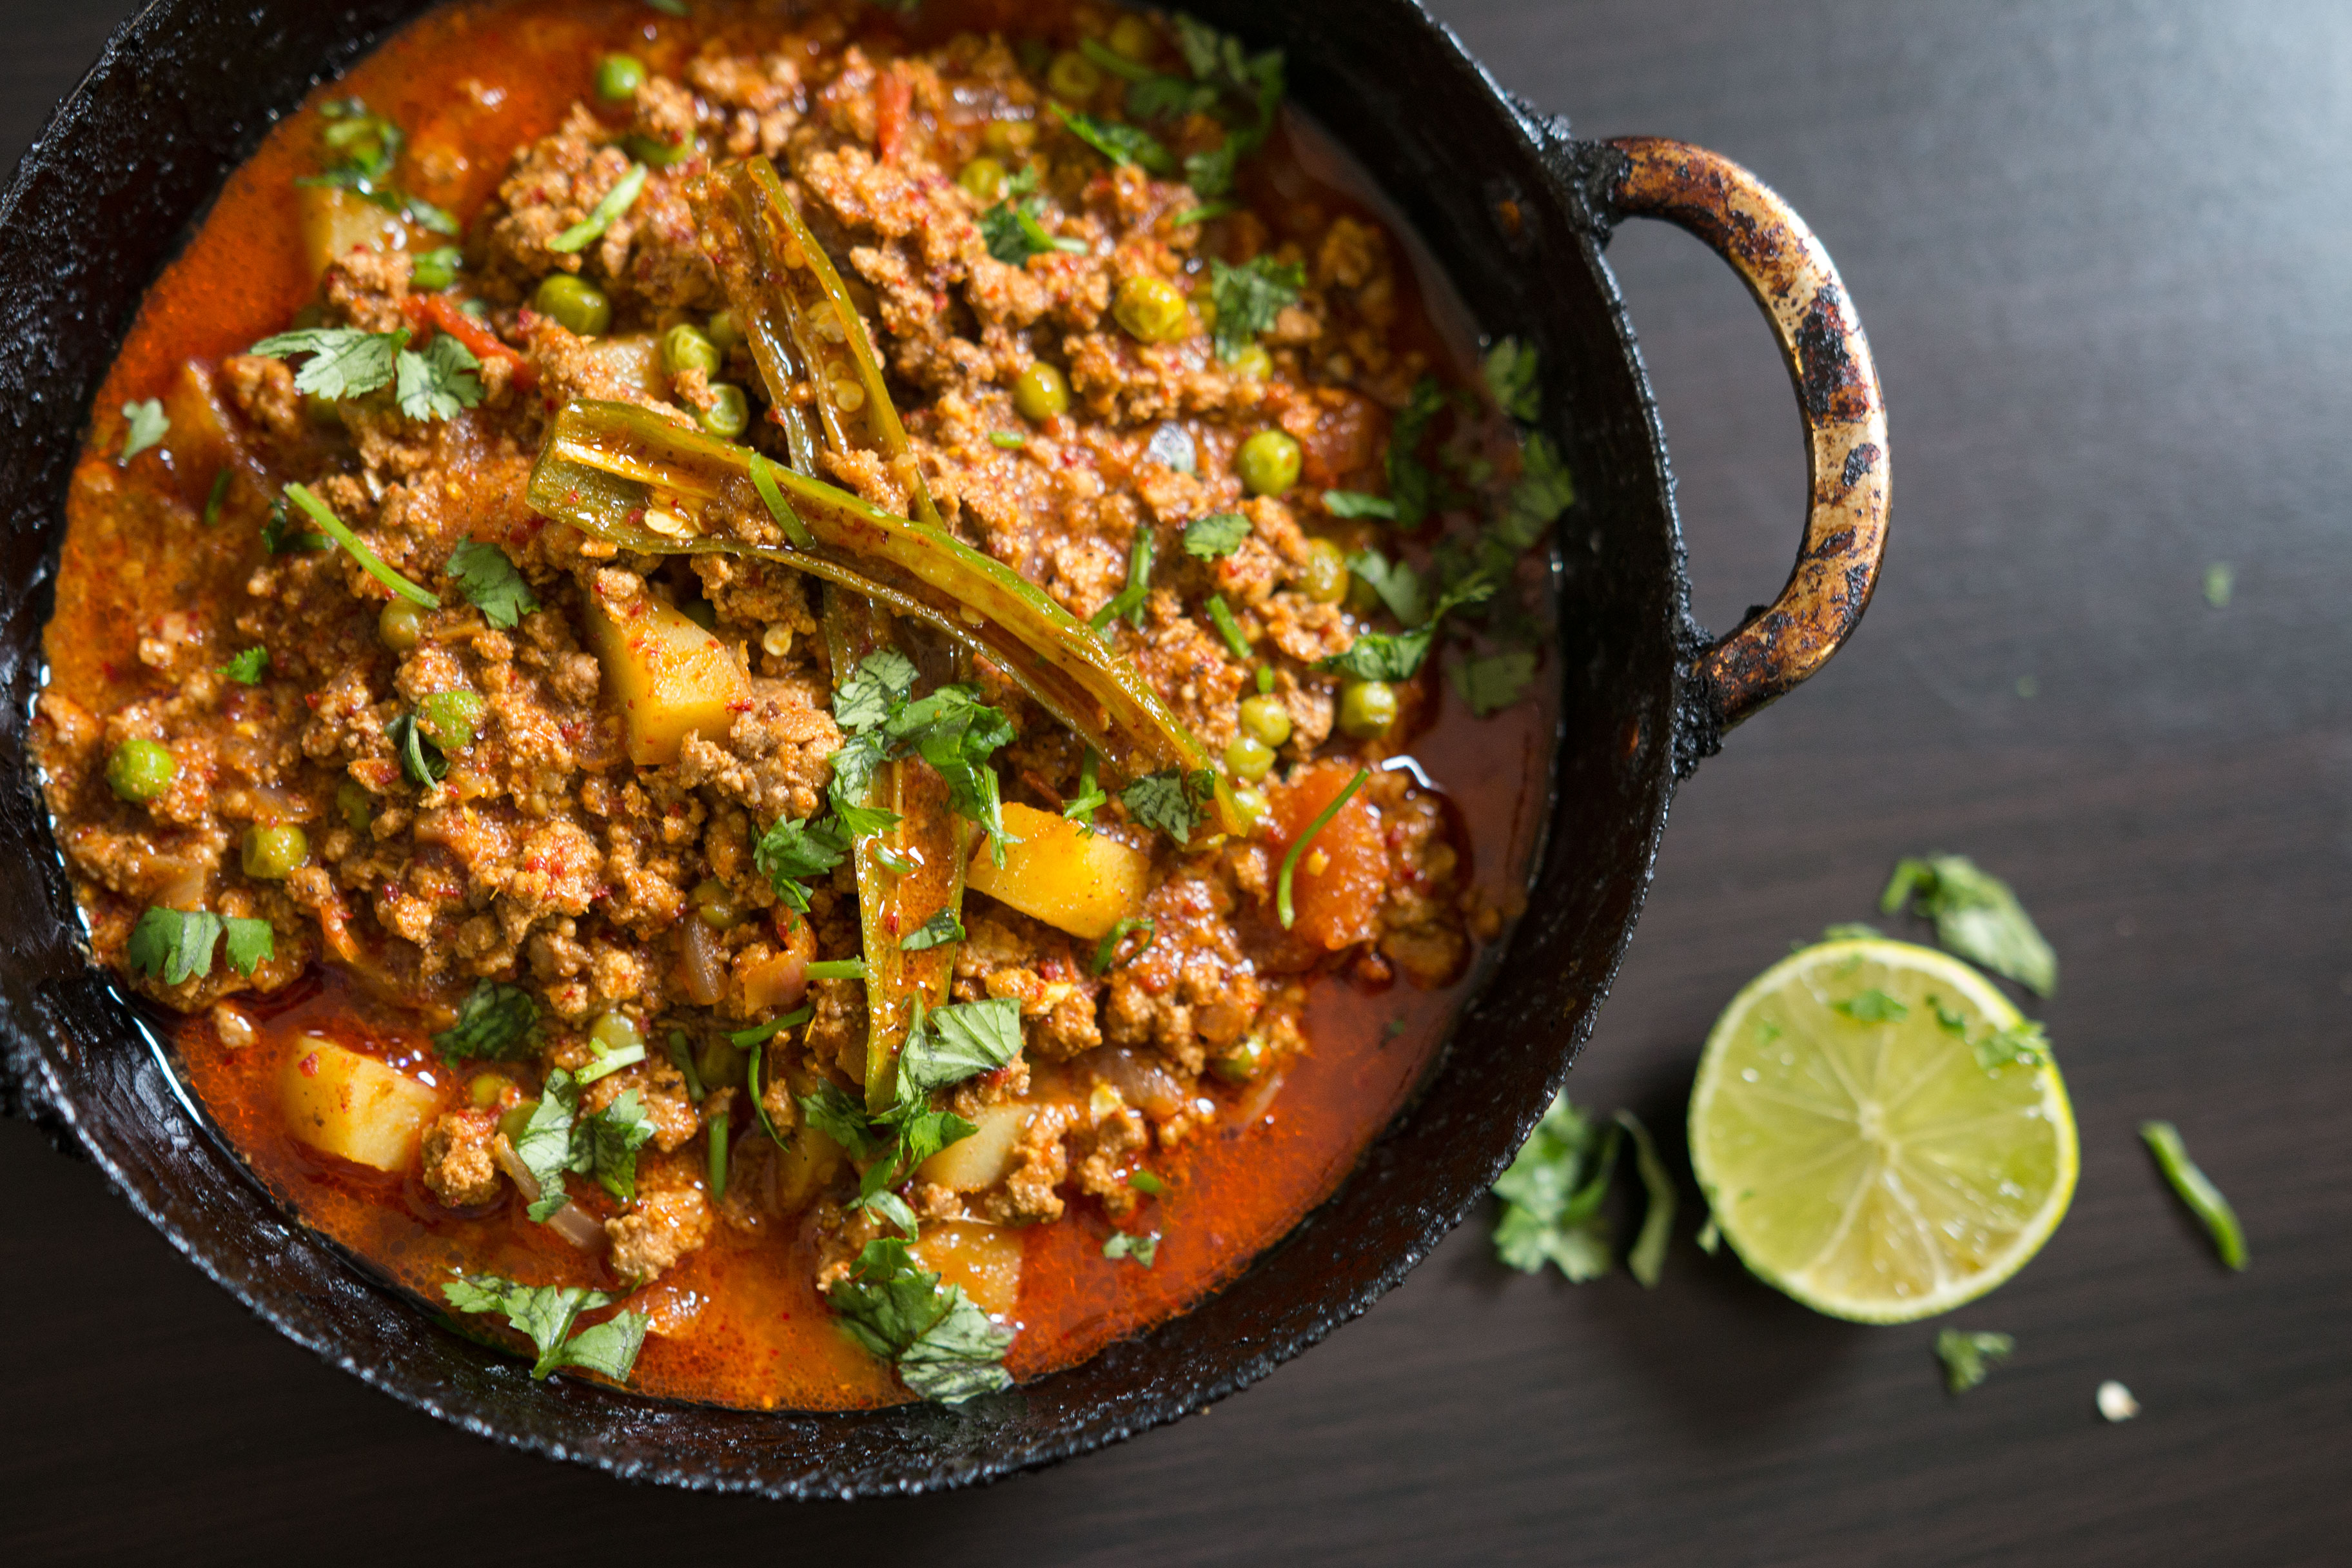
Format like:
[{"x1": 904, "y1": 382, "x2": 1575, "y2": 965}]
[
  {"x1": 1086, "y1": 1046, "x2": 1184, "y2": 1122},
  {"x1": 681, "y1": 916, "x2": 727, "y2": 1006},
  {"x1": 491, "y1": 1137, "x2": 605, "y2": 1251}
]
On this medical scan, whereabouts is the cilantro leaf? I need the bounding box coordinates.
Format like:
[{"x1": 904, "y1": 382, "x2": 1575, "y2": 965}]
[
  {"x1": 1935, "y1": 1329, "x2": 2015, "y2": 1395},
  {"x1": 1322, "y1": 489, "x2": 1398, "y2": 520},
  {"x1": 511, "y1": 1072, "x2": 580, "y2": 1222},
  {"x1": 897, "y1": 1289, "x2": 1017, "y2": 1403},
  {"x1": 899, "y1": 908, "x2": 966, "y2": 952},
  {"x1": 571, "y1": 1089, "x2": 656, "y2": 1203},
  {"x1": 126, "y1": 908, "x2": 223, "y2": 986},
  {"x1": 885, "y1": 685, "x2": 1017, "y2": 854},
  {"x1": 1834, "y1": 988, "x2": 1910, "y2": 1023},
  {"x1": 1119, "y1": 765, "x2": 1214, "y2": 843},
  {"x1": 221, "y1": 917, "x2": 275, "y2": 977},
  {"x1": 1102, "y1": 1230, "x2": 1159, "y2": 1267},
  {"x1": 119, "y1": 399, "x2": 168, "y2": 464},
  {"x1": 826, "y1": 1238, "x2": 1013, "y2": 1404},
  {"x1": 1879, "y1": 854, "x2": 2058, "y2": 996},
  {"x1": 441, "y1": 1273, "x2": 648, "y2": 1383},
  {"x1": 834, "y1": 651, "x2": 919, "y2": 733},
  {"x1": 979, "y1": 194, "x2": 1088, "y2": 264},
  {"x1": 1092, "y1": 527, "x2": 1156, "y2": 632},
  {"x1": 1052, "y1": 104, "x2": 1177, "y2": 175},
  {"x1": 217, "y1": 646, "x2": 270, "y2": 685},
  {"x1": 446, "y1": 539, "x2": 539, "y2": 629},
  {"x1": 250, "y1": 328, "x2": 407, "y2": 401},
  {"x1": 386, "y1": 709, "x2": 447, "y2": 788},
  {"x1": 1320, "y1": 575, "x2": 1493, "y2": 681},
  {"x1": 1182, "y1": 511, "x2": 1251, "y2": 558},
  {"x1": 1972, "y1": 1019, "x2": 2053, "y2": 1072},
  {"x1": 432, "y1": 979, "x2": 540, "y2": 1061},
  {"x1": 261, "y1": 500, "x2": 329, "y2": 554},
  {"x1": 548, "y1": 161, "x2": 648, "y2": 255},
  {"x1": 1484, "y1": 337, "x2": 1541, "y2": 424},
  {"x1": 1346, "y1": 549, "x2": 1427, "y2": 626},
  {"x1": 1208, "y1": 256, "x2": 1304, "y2": 362},
  {"x1": 395, "y1": 333, "x2": 485, "y2": 422},
  {"x1": 1491, "y1": 1090, "x2": 1622, "y2": 1280},
  {"x1": 799, "y1": 1080, "x2": 885, "y2": 1161},
  {"x1": 1130, "y1": 73, "x2": 1220, "y2": 122},
  {"x1": 1614, "y1": 1110, "x2": 1675, "y2": 1289},
  {"x1": 756, "y1": 815, "x2": 850, "y2": 911},
  {"x1": 1387, "y1": 376, "x2": 1447, "y2": 527},
  {"x1": 1493, "y1": 431, "x2": 1574, "y2": 549},
  {"x1": 1451, "y1": 650, "x2": 1536, "y2": 717},
  {"x1": 899, "y1": 996, "x2": 1022, "y2": 1099}
]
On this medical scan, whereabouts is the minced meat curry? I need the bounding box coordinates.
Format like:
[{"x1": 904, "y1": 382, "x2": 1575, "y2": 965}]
[{"x1": 34, "y1": 0, "x2": 1565, "y2": 1407}]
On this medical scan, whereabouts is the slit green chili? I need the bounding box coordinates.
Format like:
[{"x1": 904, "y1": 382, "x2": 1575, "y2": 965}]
[
  {"x1": 1276, "y1": 765, "x2": 1371, "y2": 930},
  {"x1": 2139, "y1": 1119, "x2": 2247, "y2": 1269}
]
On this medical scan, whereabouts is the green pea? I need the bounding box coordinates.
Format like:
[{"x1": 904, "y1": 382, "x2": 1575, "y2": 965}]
[
  {"x1": 469, "y1": 1072, "x2": 507, "y2": 1108},
  {"x1": 1108, "y1": 15, "x2": 1160, "y2": 59},
  {"x1": 242, "y1": 824, "x2": 309, "y2": 881},
  {"x1": 707, "y1": 309, "x2": 744, "y2": 352},
  {"x1": 408, "y1": 247, "x2": 461, "y2": 292},
  {"x1": 1113, "y1": 275, "x2": 1192, "y2": 344},
  {"x1": 662, "y1": 322, "x2": 722, "y2": 377},
  {"x1": 337, "y1": 779, "x2": 373, "y2": 834},
  {"x1": 1211, "y1": 1034, "x2": 1268, "y2": 1084},
  {"x1": 416, "y1": 689, "x2": 488, "y2": 752},
  {"x1": 596, "y1": 53, "x2": 647, "y2": 102},
  {"x1": 1228, "y1": 342, "x2": 1273, "y2": 382},
  {"x1": 378, "y1": 599, "x2": 422, "y2": 651},
  {"x1": 1046, "y1": 50, "x2": 1103, "y2": 101},
  {"x1": 678, "y1": 594, "x2": 718, "y2": 632},
  {"x1": 983, "y1": 119, "x2": 1038, "y2": 157},
  {"x1": 698, "y1": 384, "x2": 751, "y2": 439},
  {"x1": 1229, "y1": 785, "x2": 1270, "y2": 832},
  {"x1": 1238, "y1": 429, "x2": 1303, "y2": 497},
  {"x1": 957, "y1": 157, "x2": 1009, "y2": 203},
  {"x1": 692, "y1": 877, "x2": 740, "y2": 930},
  {"x1": 591, "y1": 1010, "x2": 644, "y2": 1054},
  {"x1": 1238, "y1": 694, "x2": 1293, "y2": 748},
  {"x1": 534, "y1": 273, "x2": 611, "y2": 337},
  {"x1": 1013, "y1": 361, "x2": 1070, "y2": 422},
  {"x1": 1338, "y1": 678, "x2": 1400, "y2": 739},
  {"x1": 1223, "y1": 734, "x2": 1275, "y2": 783},
  {"x1": 500, "y1": 1101, "x2": 538, "y2": 1144},
  {"x1": 105, "y1": 738, "x2": 177, "y2": 803},
  {"x1": 626, "y1": 132, "x2": 697, "y2": 168},
  {"x1": 1297, "y1": 538, "x2": 1349, "y2": 604}
]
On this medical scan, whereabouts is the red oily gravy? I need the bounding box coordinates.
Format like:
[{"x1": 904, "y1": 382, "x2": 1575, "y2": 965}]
[{"x1": 70, "y1": 0, "x2": 1556, "y2": 1409}]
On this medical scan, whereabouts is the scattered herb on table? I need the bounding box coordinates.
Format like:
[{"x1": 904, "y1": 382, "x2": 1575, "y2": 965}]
[
  {"x1": 1936, "y1": 1329, "x2": 2015, "y2": 1395},
  {"x1": 1880, "y1": 853, "x2": 2058, "y2": 996}
]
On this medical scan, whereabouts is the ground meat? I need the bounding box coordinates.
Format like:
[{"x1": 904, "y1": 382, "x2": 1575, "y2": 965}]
[
  {"x1": 605, "y1": 1162, "x2": 715, "y2": 1284},
  {"x1": 420, "y1": 1110, "x2": 503, "y2": 1208}
]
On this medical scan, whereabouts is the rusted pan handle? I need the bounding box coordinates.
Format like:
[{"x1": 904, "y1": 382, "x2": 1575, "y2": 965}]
[{"x1": 1606, "y1": 136, "x2": 1890, "y2": 730}]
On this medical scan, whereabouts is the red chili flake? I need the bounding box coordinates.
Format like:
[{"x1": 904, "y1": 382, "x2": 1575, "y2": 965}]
[
  {"x1": 297, "y1": 1052, "x2": 320, "y2": 1077},
  {"x1": 304, "y1": 692, "x2": 320, "y2": 709},
  {"x1": 1037, "y1": 955, "x2": 1068, "y2": 982},
  {"x1": 727, "y1": 698, "x2": 754, "y2": 712}
]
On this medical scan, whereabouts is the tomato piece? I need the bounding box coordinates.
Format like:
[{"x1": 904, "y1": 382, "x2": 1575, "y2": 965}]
[
  {"x1": 402, "y1": 293, "x2": 537, "y2": 391},
  {"x1": 1268, "y1": 761, "x2": 1385, "y2": 952},
  {"x1": 876, "y1": 68, "x2": 912, "y2": 166}
]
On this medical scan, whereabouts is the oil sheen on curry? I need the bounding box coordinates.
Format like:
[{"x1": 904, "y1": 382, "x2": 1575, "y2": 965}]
[{"x1": 35, "y1": 0, "x2": 1565, "y2": 1409}]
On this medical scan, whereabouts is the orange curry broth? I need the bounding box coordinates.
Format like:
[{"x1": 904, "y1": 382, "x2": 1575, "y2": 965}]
[{"x1": 62, "y1": 0, "x2": 1556, "y2": 1409}]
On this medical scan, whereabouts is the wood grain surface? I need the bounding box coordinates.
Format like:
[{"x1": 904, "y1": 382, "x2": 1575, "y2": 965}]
[{"x1": 5, "y1": 2, "x2": 2347, "y2": 1562}]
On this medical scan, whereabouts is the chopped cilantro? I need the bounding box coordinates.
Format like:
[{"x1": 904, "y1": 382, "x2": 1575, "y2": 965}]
[
  {"x1": 826, "y1": 653, "x2": 1014, "y2": 853},
  {"x1": 1092, "y1": 914, "x2": 1155, "y2": 975},
  {"x1": 1484, "y1": 336, "x2": 1542, "y2": 424},
  {"x1": 442, "y1": 1273, "x2": 649, "y2": 1382},
  {"x1": 261, "y1": 499, "x2": 328, "y2": 554},
  {"x1": 1834, "y1": 988, "x2": 1910, "y2": 1023},
  {"x1": 284, "y1": 484, "x2": 440, "y2": 607},
  {"x1": 126, "y1": 906, "x2": 273, "y2": 985},
  {"x1": 574, "y1": 1032, "x2": 646, "y2": 1087},
  {"x1": 1128, "y1": 1169, "x2": 1166, "y2": 1197},
  {"x1": 574, "y1": 1090, "x2": 656, "y2": 1202},
  {"x1": 799, "y1": 1080, "x2": 885, "y2": 1161},
  {"x1": 386, "y1": 709, "x2": 447, "y2": 788},
  {"x1": 833, "y1": 650, "x2": 919, "y2": 733},
  {"x1": 900, "y1": 908, "x2": 966, "y2": 952},
  {"x1": 549, "y1": 161, "x2": 648, "y2": 254},
  {"x1": 1346, "y1": 549, "x2": 1427, "y2": 625},
  {"x1": 1204, "y1": 594, "x2": 1251, "y2": 661},
  {"x1": 1491, "y1": 1089, "x2": 1620, "y2": 1280},
  {"x1": 1973, "y1": 1019, "x2": 2052, "y2": 1072},
  {"x1": 118, "y1": 399, "x2": 168, "y2": 464},
  {"x1": 250, "y1": 327, "x2": 407, "y2": 401},
  {"x1": 1121, "y1": 766, "x2": 1212, "y2": 843},
  {"x1": 1319, "y1": 576, "x2": 1492, "y2": 681},
  {"x1": 1051, "y1": 104, "x2": 1177, "y2": 175},
  {"x1": 2140, "y1": 1120, "x2": 2248, "y2": 1270},
  {"x1": 756, "y1": 814, "x2": 850, "y2": 911},
  {"x1": 409, "y1": 246, "x2": 461, "y2": 291},
  {"x1": 1182, "y1": 511, "x2": 1251, "y2": 558},
  {"x1": 729, "y1": 1003, "x2": 812, "y2": 1052},
  {"x1": 446, "y1": 539, "x2": 538, "y2": 629},
  {"x1": 1493, "y1": 431, "x2": 1574, "y2": 549},
  {"x1": 1615, "y1": 1110, "x2": 1674, "y2": 1289},
  {"x1": 395, "y1": 333, "x2": 485, "y2": 422},
  {"x1": 825, "y1": 1237, "x2": 1013, "y2": 1404},
  {"x1": 1102, "y1": 1230, "x2": 1159, "y2": 1267},
  {"x1": 202, "y1": 467, "x2": 231, "y2": 527},
  {"x1": 507, "y1": 1074, "x2": 579, "y2": 1221},
  {"x1": 979, "y1": 193, "x2": 1088, "y2": 264},
  {"x1": 1387, "y1": 377, "x2": 1447, "y2": 527},
  {"x1": 1450, "y1": 650, "x2": 1536, "y2": 717},
  {"x1": 299, "y1": 98, "x2": 456, "y2": 235},
  {"x1": 1062, "y1": 748, "x2": 1107, "y2": 830},
  {"x1": 1322, "y1": 489, "x2": 1398, "y2": 520},
  {"x1": 1091, "y1": 527, "x2": 1156, "y2": 632},
  {"x1": 217, "y1": 647, "x2": 270, "y2": 685},
  {"x1": 431, "y1": 979, "x2": 540, "y2": 1062},
  {"x1": 897, "y1": 996, "x2": 1023, "y2": 1101},
  {"x1": 1880, "y1": 854, "x2": 2058, "y2": 997},
  {"x1": 1935, "y1": 1329, "x2": 2015, "y2": 1395},
  {"x1": 1208, "y1": 256, "x2": 1304, "y2": 362}
]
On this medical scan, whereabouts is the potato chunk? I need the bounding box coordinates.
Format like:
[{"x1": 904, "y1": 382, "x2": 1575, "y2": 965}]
[
  {"x1": 583, "y1": 589, "x2": 750, "y2": 765},
  {"x1": 296, "y1": 184, "x2": 412, "y2": 282},
  {"x1": 279, "y1": 1036, "x2": 441, "y2": 1172},
  {"x1": 964, "y1": 803, "x2": 1150, "y2": 941},
  {"x1": 910, "y1": 1219, "x2": 1023, "y2": 1319},
  {"x1": 918, "y1": 1100, "x2": 1030, "y2": 1191}
]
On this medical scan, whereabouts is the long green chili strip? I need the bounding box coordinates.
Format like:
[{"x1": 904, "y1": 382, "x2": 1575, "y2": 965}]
[
  {"x1": 1276, "y1": 765, "x2": 1371, "y2": 929},
  {"x1": 549, "y1": 162, "x2": 648, "y2": 253},
  {"x1": 730, "y1": 1003, "x2": 814, "y2": 1050},
  {"x1": 1204, "y1": 594, "x2": 1250, "y2": 660},
  {"x1": 284, "y1": 483, "x2": 438, "y2": 607},
  {"x1": 2140, "y1": 1120, "x2": 2247, "y2": 1269},
  {"x1": 1093, "y1": 915, "x2": 1155, "y2": 975},
  {"x1": 805, "y1": 957, "x2": 867, "y2": 981},
  {"x1": 707, "y1": 1112, "x2": 729, "y2": 1200},
  {"x1": 667, "y1": 1028, "x2": 705, "y2": 1100},
  {"x1": 747, "y1": 1043, "x2": 785, "y2": 1146},
  {"x1": 747, "y1": 451, "x2": 814, "y2": 549}
]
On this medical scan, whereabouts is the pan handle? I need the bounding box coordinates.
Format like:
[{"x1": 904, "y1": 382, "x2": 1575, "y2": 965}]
[{"x1": 1602, "y1": 136, "x2": 1890, "y2": 734}]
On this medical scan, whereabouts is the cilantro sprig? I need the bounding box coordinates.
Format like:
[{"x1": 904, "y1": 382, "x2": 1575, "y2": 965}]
[
  {"x1": 756, "y1": 814, "x2": 851, "y2": 912},
  {"x1": 1880, "y1": 854, "x2": 2057, "y2": 997},
  {"x1": 827, "y1": 1237, "x2": 1014, "y2": 1404},
  {"x1": 249, "y1": 327, "x2": 483, "y2": 422},
  {"x1": 118, "y1": 399, "x2": 169, "y2": 465},
  {"x1": 1208, "y1": 256, "x2": 1304, "y2": 362},
  {"x1": 827, "y1": 652, "x2": 1018, "y2": 862},
  {"x1": 442, "y1": 1273, "x2": 648, "y2": 1382},
  {"x1": 1052, "y1": 103, "x2": 1177, "y2": 175},
  {"x1": 126, "y1": 906, "x2": 273, "y2": 985},
  {"x1": 977, "y1": 165, "x2": 1088, "y2": 265},
  {"x1": 446, "y1": 540, "x2": 540, "y2": 629},
  {"x1": 432, "y1": 979, "x2": 540, "y2": 1061},
  {"x1": 1182, "y1": 511, "x2": 1251, "y2": 558}
]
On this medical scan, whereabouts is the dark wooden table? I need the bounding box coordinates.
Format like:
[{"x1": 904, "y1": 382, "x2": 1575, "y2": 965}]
[{"x1": 6, "y1": 1, "x2": 2346, "y2": 1562}]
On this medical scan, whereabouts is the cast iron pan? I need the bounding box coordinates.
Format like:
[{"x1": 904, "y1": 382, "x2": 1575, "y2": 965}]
[{"x1": 0, "y1": 0, "x2": 1888, "y2": 1496}]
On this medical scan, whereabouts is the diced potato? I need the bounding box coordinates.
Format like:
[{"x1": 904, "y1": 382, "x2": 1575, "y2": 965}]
[
  {"x1": 910, "y1": 1219, "x2": 1024, "y2": 1318},
  {"x1": 771, "y1": 1124, "x2": 842, "y2": 1215},
  {"x1": 279, "y1": 1035, "x2": 441, "y2": 1171},
  {"x1": 574, "y1": 334, "x2": 662, "y2": 401},
  {"x1": 918, "y1": 1100, "x2": 1030, "y2": 1191},
  {"x1": 296, "y1": 184, "x2": 413, "y2": 282},
  {"x1": 583, "y1": 589, "x2": 750, "y2": 765},
  {"x1": 964, "y1": 801, "x2": 1150, "y2": 941}
]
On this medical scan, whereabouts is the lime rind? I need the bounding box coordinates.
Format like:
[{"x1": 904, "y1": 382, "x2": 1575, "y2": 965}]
[{"x1": 1689, "y1": 938, "x2": 2077, "y2": 1324}]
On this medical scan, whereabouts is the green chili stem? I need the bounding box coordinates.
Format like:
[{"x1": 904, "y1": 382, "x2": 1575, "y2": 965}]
[
  {"x1": 707, "y1": 1112, "x2": 729, "y2": 1200},
  {"x1": 1276, "y1": 765, "x2": 1371, "y2": 930},
  {"x1": 1171, "y1": 200, "x2": 1241, "y2": 227},
  {"x1": 1204, "y1": 594, "x2": 1251, "y2": 661},
  {"x1": 549, "y1": 162, "x2": 648, "y2": 254},
  {"x1": 729, "y1": 1003, "x2": 814, "y2": 1050},
  {"x1": 805, "y1": 957, "x2": 868, "y2": 981},
  {"x1": 284, "y1": 483, "x2": 439, "y2": 607},
  {"x1": 2140, "y1": 1120, "x2": 2247, "y2": 1269},
  {"x1": 748, "y1": 1043, "x2": 785, "y2": 1146},
  {"x1": 667, "y1": 1028, "x2": 705, "y2": 1101},
  {"x1": 574, "y1": 1041, "x2": 647, "y2": 1086}
]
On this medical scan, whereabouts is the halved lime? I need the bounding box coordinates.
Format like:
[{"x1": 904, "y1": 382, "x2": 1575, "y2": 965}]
[{"x1": 1689, "y1": 938, "x2": 2076, "y2": 1322}]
